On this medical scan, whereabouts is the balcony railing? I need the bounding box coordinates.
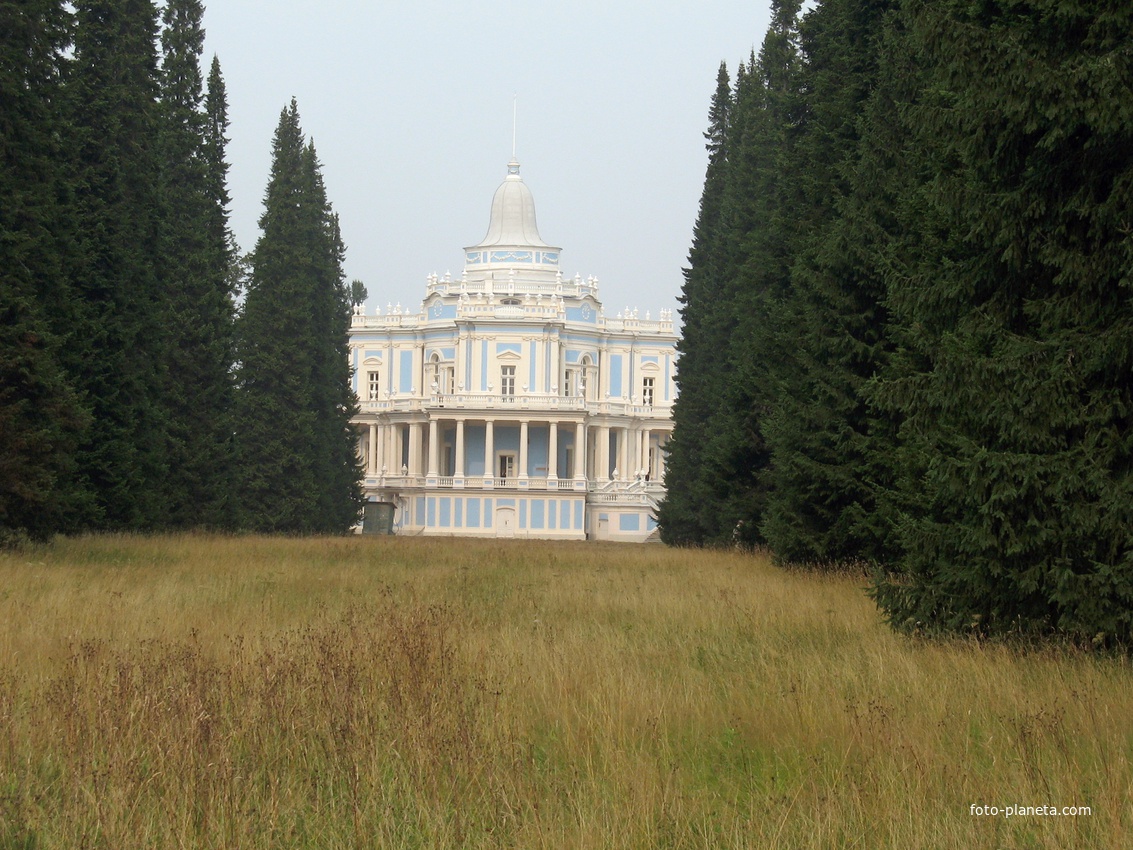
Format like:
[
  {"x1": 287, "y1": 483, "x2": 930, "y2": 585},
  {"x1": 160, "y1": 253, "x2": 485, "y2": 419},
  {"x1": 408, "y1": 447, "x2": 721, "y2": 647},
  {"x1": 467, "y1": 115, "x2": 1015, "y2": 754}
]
[{"x1": 358, "y1": 394, "x2": 672, "y2": 417}]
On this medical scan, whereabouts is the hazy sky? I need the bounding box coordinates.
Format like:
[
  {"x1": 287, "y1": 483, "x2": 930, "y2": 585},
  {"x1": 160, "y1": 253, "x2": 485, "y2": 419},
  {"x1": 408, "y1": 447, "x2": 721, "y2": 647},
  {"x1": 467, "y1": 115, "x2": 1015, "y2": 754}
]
[{"x1": 201, "y1": 1, "x2": 774, "y2": 318}]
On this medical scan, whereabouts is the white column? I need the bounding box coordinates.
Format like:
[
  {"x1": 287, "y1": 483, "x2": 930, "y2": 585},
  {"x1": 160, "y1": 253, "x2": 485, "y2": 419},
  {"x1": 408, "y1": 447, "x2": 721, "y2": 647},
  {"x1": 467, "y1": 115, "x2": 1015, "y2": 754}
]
[
  {"x1": 368, "y1": 423, "x2": 378, "y2": 476},
  {"x1": 550, "y1": 335, "x2": 560, "y2": 394},
  {"x1": 484, "y1": 419, "x2": 495, "y2": 483},
  {"x1": 598, "y1": 425, "x2": 610, "y2": 482},
  {"x1": 409, "y1": 423, "x2": 422, "y2": 476},
  {"x1": 427, "y1": 418, "x2": 439, "y2": 477},
  {"x1": 548, "y1": 422, "x2": 558, "y2": 482},
  {"x1": 455, "y1": 420, "x2": 465, "y2": 482},
  {"x1": 641, "y1": 428, "x2": 651, "y2": 478},
  {"x1": 574, "y1": 422, "x2": 585, "y2": 480},
  {"x1": 519, "y1": 420, "x2": 529, "y2": 481}
]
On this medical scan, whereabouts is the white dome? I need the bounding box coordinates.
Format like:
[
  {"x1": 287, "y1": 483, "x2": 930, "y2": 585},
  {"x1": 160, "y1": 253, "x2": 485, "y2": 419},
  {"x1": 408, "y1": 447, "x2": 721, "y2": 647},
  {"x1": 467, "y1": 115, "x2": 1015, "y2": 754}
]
[{"x1": 466, "y1": 159, "x2": 555, "y2": 251}]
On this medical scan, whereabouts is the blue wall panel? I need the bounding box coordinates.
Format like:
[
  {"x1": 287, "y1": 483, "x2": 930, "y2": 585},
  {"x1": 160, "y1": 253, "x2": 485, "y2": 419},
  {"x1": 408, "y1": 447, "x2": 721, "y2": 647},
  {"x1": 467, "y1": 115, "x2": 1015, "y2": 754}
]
[
  {"x1": 561, "y1": 501, "x2": 571, "y2": 530},
  {"x1": 609, "y1": 354, "x2": 623, "y2": 397},
  {"x1": 620, "y1": 513, "x2": 641, "y2": 532},
  {"x1": 465, "y1": 425, "x2": 486, "y2": 475},
  {"x1": 440, "y1": 498, "x2": 451, "y2": 528},
  {"x1": 455, "y1": 498, "x2": 463, "y2": 528},
  {"x1": 400, "y1": 350, "x2": 413, "y2": 392},
  {"x1": 528, "y1": 426, "x2": 548, "y2": 476},
  {"x1": 530, "y1": 499, "x2": 544, "y2": 529},
  {"x1": 467, "y1": 498, "x2": 480, "y2": 528},
  {"x1": 575, "y1": 501, "x2": 583, "y2": 529}
]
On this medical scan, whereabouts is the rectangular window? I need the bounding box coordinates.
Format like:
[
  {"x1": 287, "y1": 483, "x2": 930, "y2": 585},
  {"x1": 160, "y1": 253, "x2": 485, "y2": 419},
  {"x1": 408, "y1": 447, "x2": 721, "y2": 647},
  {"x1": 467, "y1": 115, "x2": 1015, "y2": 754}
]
[
  {"x1": 642, "y1": 376, "x2": 655, "y2": 407},
  {"x1": 368, "y1": 371, "x2": 380, "y2": 401},
  {"x1": 498, "y1": 453, "x2": 516, "y2": 479},
  {"x1": 501, "y1": 365, "x2": 516, "y2": 399},
  {"x1": 564, "y1": 368, "x2": 578, "y2": 397}
]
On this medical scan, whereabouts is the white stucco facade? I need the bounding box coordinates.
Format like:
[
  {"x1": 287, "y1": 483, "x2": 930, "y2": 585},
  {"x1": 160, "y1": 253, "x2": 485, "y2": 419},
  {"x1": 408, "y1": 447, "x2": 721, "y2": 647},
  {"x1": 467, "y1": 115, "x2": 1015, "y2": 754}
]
[{"x1": 349, "y1": 160, "x2": 676, "y2": 541}]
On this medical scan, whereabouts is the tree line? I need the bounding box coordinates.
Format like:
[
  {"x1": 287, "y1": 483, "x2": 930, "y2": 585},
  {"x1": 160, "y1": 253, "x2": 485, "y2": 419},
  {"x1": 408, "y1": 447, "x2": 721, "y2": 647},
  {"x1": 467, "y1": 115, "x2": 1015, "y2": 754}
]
[
  {"x1": 660, "y1": 0, "x2": 1133, "y2": 645},
  {"x1": 1, "y1": 0, "x2": 362, "y2": 542}
]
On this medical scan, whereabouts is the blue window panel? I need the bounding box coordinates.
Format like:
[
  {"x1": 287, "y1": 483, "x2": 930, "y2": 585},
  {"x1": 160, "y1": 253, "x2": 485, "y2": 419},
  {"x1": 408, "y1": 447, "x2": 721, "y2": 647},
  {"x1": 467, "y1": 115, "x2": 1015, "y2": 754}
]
[
  {"x1": 609, "y1": 354, "x2": 623, "y2": 397},
  {"x1": 561, "y1": 501, "x2": 571, "y2": 529},
  {"x1": 440, "y1": 498, "x2": 451, "y2": 528},
  {"x1": 467, "y1": 498, "x2": 480, "y2": 528},
  {"x1": 519, "y1": 500, "x2": 527, "y2": 529},
  {"x1": 484, "y1": 499, "x2": 492, "y2": 526},
  {"x1": 455, "y1": 498, "x2": 463, "y2": 528},
  {"x1": 549, "y1": 500, "x2": 557, "y2": 529},
  {"x1": 400, "y1": 350, "x2": 413, "y2": 392},
  {"x1": 575, "y1": 502, "x2": 584, "y2": 529},
  {"x1": 427, "y1": 497, "x2": 436, "y2": 527},
  {"x1": 620, "y1": 513, "x2": 641, "y2": 532},
  {"x1": 416, "y1": 497, "x2": 425, "y2": 523},
  {"x1": 530, "y1": 500, "x2": 544, "y2": 529}
]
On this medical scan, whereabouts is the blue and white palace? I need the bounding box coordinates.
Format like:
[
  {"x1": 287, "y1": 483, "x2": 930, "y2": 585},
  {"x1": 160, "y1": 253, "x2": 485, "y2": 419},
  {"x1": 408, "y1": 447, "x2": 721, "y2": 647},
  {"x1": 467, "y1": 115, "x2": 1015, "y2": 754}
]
[{"x1": 349, "y1": 159, "x2": 676, "y2": 540}]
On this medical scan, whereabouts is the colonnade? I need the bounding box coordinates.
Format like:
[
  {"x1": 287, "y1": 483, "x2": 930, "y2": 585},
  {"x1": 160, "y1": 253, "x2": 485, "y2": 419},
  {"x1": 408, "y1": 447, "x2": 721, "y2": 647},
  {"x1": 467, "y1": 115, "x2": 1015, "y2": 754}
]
[{"x1": 362, "y1": 416, "x2": 668, "y2": 485}]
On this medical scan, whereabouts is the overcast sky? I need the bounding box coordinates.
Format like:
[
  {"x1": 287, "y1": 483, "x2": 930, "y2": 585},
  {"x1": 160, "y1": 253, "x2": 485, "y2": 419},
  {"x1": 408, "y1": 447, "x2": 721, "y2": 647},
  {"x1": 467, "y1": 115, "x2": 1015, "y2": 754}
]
[{"x1": 201, "y1": 1, "x2": 774, "y2": 318}]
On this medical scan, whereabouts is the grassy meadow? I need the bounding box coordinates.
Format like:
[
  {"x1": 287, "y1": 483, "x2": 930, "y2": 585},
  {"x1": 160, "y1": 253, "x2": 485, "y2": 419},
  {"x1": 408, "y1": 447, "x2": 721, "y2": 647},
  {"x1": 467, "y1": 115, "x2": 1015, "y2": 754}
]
[{"x1": 0, "y1": 534, "x2": 1130, "y2": 848}]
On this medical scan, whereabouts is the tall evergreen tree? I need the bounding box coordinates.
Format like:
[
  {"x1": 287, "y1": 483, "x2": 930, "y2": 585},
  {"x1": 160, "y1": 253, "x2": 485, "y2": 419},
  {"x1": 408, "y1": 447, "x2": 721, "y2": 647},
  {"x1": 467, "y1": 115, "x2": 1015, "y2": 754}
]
[
  {"x1": 234, "y1": 101, "x2": 362, "y2": 533},
  {"x1": 759, "y1": 0, "x2": 901, "y2": 566},
  {"x1": 61, "y1": 0, "x2": 169, "y2": 530},
  {"x1": 658, "y1": 62, "x2": 733, "y2": 544},
  {"x1": 157, "y1": 0, "x2": 237, "y2": 528},
  {"x1": 0, "y1": 0, "x2": 92, "y2": 541},
  {"x1": 870, "y1": 0, "x2": 1133, "y2": 642}
]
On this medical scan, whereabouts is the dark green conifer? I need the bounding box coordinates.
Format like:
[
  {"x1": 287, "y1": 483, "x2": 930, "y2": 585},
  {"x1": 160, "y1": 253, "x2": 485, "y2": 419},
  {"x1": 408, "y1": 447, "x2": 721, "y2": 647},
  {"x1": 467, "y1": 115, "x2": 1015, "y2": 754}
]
[
  {"x1": 658, "y1": 62, "x2": 733, "y2": 545},
  {"x1": 234, "y1": 101, "x2": 362, "y2": 533},
  {"x1": 0, "y1": 0, "x2": 92, "y2": 541},
  {"x1": 61, "y1": 0, "x2": 169, "y2": 530},
  {"x1": 157, "y1": 0, "x2": 237, "y2": 528},
  {"x1": 759, "y1": 0, "x2": 900, "y2": 566},
  {"x1": 870, "y1": 0, "x2": 1133, "y2": 642}
]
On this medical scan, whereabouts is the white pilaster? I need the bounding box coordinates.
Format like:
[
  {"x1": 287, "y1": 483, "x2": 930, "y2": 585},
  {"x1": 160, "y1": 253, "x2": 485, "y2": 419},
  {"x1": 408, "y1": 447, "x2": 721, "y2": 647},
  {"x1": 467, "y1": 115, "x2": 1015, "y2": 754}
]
[
  {"x1": 548, "y1": 421, "x2": 558, "y2": 482},
  {"x1": 455, "y1": 419, "x2": 465, "y2": 485},
  {"x1": 519, "y1": 419, "x2": 529, "y2": 483},
  {"x1": 427, "y1": 418, "x2": 439, "y2": 477},
  {"x1": 484, "y1": 419, "x2": 494, "y2": 486}
]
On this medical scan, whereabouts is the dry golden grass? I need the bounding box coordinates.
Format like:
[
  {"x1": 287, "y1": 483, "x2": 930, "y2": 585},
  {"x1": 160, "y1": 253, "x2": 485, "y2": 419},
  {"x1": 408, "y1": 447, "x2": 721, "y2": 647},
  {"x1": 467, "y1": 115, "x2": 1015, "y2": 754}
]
[{"x1": 0, "y1": 534, "x2": 1130, "y2": 848}]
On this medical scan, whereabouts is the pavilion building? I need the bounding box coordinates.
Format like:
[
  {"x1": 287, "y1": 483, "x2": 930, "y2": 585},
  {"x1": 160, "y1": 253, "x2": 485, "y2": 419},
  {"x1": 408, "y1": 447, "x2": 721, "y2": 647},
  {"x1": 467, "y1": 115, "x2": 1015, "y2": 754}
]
[{"x1": 349, "y1": 159, "x2": 676, "y2": 540}]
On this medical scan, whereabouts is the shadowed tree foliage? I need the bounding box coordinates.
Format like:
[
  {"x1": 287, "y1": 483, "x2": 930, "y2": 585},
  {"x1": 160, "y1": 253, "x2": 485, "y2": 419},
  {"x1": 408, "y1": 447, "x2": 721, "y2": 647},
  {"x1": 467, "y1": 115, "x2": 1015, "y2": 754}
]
[
  {"x1": 157, "y1": 0, "x2": 238, "y2": 529},
  {"x1": 60, "y1": 0, "x2": 170, "y2": 530},
  {"x1": 233, "y1": 100, "x2": 362, "y2": 533},
  {"x1": 869, "y1": 0, "x2": 1133, "y2": 643},
  {"x1": 0, "y1": 0, "x2": 93, "y2": 541}
]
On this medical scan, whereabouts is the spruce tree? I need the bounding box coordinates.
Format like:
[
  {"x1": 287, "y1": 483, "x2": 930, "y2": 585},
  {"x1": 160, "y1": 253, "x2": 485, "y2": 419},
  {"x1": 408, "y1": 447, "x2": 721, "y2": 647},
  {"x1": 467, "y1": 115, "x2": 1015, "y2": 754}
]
[
  {"x1": 234, "y1": 101, "x2": 362, "y2": 533},
  {"x1": 0, "y1": 0, "x2": 92, "y2": 541},
  {"x1": 157, "y1": 0, "x2": 237, "y2": 528},
  {"x1": 870, "y1": 0, "x2": 1133, "y2": 642},
  {"x1": 658, "y1": 62, "x2": 733, "y2": 545},
  {"x1": 759, "y1": 0, "x2": 901, "y2": 566},
  {"x1": 61, "y1": 0, "x2": 170, "y2": 530}
]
